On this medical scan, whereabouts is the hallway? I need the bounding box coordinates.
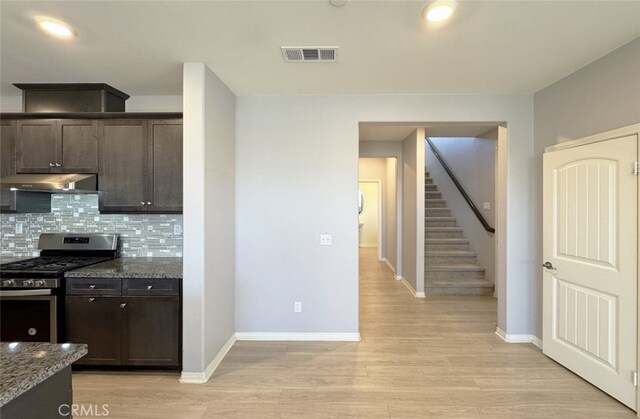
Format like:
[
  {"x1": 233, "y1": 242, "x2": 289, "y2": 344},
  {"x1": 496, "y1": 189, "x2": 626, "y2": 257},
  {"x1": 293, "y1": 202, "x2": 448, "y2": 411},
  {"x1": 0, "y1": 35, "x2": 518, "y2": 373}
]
[{"x1": 71, "y1": 249, "x2": 634, "y2": 418}]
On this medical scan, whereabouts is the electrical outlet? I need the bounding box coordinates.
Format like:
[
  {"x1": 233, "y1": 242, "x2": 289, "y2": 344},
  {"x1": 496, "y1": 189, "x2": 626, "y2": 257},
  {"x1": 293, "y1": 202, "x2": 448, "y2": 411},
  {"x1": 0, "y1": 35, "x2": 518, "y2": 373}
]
[
  {"x1": 174, "y1": 224, "x2": 182, "y2": 235},
  {"x1": 320, "y1": 234, "x2": 332, "y2": 246},
  {"x1": 482, "y1": 202, "x2": 491, "y2": 211},
  {"x1": 15, "y1": 224, "x2": 23, "y2": 234},
  {"x1": 294, "y1": 302, "x2": 302, "y2": 313}
]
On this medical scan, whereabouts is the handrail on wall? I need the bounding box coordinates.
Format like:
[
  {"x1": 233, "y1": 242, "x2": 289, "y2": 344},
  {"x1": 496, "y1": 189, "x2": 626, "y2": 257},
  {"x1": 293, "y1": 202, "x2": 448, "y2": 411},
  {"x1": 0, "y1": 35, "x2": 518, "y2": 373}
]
[{"x1": 425, "y1": 138, "x2": 495, "y2": 234}]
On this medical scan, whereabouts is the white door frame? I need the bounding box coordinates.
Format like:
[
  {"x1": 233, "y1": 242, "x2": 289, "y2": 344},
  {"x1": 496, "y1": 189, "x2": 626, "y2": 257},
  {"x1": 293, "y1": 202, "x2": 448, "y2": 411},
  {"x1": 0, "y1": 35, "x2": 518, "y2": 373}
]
[
  {"x1": 545, "y1": 122, "x2": 640, "y2": 412},
  {"x1": 359, "y1": 179, "x2": 383, "y2": 261}
]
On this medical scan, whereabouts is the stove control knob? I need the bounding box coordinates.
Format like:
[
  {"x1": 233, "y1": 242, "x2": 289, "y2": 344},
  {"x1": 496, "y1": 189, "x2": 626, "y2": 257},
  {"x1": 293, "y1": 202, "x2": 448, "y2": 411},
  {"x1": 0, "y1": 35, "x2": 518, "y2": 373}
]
[
  {"x1": 34, "y1": 280, "x2": 46, "y2": 287},
  {"x1": 2, "y1": 279, "x2": 15, "y2": 287},
  {"x1": 23, "y1": 279, "x2": 34, "y2": 287}
]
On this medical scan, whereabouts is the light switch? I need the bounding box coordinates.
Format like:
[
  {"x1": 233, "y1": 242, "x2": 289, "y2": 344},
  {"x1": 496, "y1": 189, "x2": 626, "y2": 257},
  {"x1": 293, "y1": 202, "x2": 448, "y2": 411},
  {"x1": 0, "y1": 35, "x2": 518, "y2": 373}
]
[
  {"x1": 482, "y1": 202, "x2": 491, "y2": 211},
  {"x1": 320, "y1": 234, "x2": 333, "y2": 246}
]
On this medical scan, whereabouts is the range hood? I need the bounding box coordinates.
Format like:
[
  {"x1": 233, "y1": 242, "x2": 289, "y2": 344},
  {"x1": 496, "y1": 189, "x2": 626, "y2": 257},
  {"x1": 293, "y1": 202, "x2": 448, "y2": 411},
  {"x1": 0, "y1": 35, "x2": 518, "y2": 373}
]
[
  {"x1": 0, "y1": 174, "x2": 97, "y2": 193},
  {"x1": 0, "y1": 174, "x2": 99, "y2": 213}
]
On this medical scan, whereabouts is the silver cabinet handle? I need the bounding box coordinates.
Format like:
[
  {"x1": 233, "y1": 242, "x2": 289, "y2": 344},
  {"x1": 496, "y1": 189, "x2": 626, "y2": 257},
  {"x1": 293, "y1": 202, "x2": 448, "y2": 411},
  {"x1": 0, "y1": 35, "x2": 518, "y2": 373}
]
[
  {"x1": 146, "y1": 285, "x2": 153, "y2": 290},
  {"x1": 55, "y1": 163, "x2": 61, "y2": 167},
  {"x1": 89, "y1": 284, "x2": 96, "y2": 289},
  {"x1": 147, "y1": 202, "x2": 152, "y2": 205},
  {"x1": 49, "y1": 163, "x2": 55, "y2": 167},
  {"x1": 88, "y1": 297, "x2": 95, "y2": 302},
  {"x1": 120, "y1": 303, "x2": 127, "y2": 308}
]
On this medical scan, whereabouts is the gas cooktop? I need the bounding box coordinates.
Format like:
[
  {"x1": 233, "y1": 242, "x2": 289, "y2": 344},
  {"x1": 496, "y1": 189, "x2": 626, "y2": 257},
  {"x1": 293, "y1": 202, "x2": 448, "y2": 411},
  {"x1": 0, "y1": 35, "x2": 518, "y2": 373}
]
[{"x1": 1, "y1": 233, "x2": 120, "y2": 288}]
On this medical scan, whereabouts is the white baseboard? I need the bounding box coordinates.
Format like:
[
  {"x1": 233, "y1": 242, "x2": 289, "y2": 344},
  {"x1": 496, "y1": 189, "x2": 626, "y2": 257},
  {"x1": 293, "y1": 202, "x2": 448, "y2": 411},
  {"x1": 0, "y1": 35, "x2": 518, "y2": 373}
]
[
  {"x1": 382, "y1": 258, "x2": 396, "y2": 274},
  {"x1": 179, "y1": 333, "x2": 236, "y2": 384},
  {"x1": 495, "y1": 327, "x2": 542, "y2": 349},
  {"x1": 399, "y1": 276, "x2": 426, "y2": 298},
  {"x1": 235, "y1": 332, "x2": 361, "y2": 342}
]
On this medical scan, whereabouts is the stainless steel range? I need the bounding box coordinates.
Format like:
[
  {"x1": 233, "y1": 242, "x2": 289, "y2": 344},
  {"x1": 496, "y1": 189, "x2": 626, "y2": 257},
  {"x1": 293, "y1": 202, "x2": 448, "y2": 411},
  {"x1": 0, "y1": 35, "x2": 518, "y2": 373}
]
[{"x1": 0, "y1": 233, "x2": 119, "y2": 343}]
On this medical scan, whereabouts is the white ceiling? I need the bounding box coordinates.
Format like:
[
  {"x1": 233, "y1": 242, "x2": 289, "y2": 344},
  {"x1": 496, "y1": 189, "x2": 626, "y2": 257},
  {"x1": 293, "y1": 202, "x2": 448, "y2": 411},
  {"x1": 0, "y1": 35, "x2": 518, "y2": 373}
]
[{"x1": 1, "y1": 1, "x2": 639, "y2": 97}]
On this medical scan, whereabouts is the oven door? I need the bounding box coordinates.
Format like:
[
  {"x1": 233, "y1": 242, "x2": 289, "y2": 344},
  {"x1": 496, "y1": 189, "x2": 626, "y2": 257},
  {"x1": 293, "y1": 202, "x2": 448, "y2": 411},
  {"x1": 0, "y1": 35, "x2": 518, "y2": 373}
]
[{"x1": 0, "y1": 290, "x2": 57, "y2": 343}]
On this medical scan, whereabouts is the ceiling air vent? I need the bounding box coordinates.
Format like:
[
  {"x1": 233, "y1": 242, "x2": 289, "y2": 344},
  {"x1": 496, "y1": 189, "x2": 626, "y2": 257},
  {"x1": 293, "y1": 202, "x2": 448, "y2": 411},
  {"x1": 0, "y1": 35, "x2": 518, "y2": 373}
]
[{"x1": 281, "y1": 46, "x2": 339, "y2": 62}]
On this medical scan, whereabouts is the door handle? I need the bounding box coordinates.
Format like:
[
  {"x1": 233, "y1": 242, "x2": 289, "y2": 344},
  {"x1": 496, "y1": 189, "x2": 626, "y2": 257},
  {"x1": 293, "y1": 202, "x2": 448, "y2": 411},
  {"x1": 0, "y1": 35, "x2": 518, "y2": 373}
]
[
  {"x1": 120, "y1": 303, "x2": 127, "y2": 308},
  {"x1": 542, "y1": 261, "x2": 555, "y2": 270}
]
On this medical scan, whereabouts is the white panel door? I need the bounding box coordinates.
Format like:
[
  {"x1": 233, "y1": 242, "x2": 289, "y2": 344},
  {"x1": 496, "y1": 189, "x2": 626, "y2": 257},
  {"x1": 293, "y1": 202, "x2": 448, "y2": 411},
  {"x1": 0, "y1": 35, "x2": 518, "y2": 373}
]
[{"x1": 543, "y1": 134, "x2": 638, "y2": 409}]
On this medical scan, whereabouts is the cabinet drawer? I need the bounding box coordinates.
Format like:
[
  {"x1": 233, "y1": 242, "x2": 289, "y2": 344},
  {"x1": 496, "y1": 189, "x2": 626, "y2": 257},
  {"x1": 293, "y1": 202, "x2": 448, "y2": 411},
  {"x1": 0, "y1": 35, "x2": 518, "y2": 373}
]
[
  {"x1": 66, "y1": 278, "x2": 121, "y2": 295},
  {"x1": 122, "y1": 278, "x2": 179, "y2": 296}
]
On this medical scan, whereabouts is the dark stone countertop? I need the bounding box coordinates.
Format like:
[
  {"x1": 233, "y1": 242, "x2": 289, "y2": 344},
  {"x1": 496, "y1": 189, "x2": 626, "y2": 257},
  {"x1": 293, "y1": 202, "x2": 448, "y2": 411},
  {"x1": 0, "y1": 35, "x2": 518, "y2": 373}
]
[
  {"x1": 65, "y1": 257, "x2": 183, "y2": 279},
  {"x1": 0, "y1": 342, "x2": 87, "y2": 406}
]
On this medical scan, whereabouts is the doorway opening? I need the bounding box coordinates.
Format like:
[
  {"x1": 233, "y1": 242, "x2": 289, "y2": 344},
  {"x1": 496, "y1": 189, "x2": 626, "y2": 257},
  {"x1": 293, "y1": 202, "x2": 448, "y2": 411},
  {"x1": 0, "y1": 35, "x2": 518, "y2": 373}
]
[
  {"x1": 358, "y1": 157, "x2": 399, "y2": 272},
  {"x1": 358, "y1": 122, "x2": 507, "y2": 334}
]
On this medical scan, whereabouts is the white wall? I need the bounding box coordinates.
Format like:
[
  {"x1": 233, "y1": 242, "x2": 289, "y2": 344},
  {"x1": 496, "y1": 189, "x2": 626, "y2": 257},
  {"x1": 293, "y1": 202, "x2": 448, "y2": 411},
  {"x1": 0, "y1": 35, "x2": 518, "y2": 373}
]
[
  {"x1": 401, "y1": 129, "x2": 425, "y2": 295},
  {"x1": 236, "y1": 94, "x2": 533, "y2": 336},
  {"x1": 0, "y1": 95, "x2": 182, "y2": 112},
  {"x1": 182, "y1": 63, "x2": 235, "y2": 378},
  {"x1": 359, "y1": 158, "x2": 387, "y2": 251},
  {"x1": 533, "y1": 37, "x2": 640, "y2": 338},
  {"x1": 426, "y1": 132, "x2": 497, "y2": 283},
  {"x1": 358, "y1": 181, "x2": 380, "y2": 248}
]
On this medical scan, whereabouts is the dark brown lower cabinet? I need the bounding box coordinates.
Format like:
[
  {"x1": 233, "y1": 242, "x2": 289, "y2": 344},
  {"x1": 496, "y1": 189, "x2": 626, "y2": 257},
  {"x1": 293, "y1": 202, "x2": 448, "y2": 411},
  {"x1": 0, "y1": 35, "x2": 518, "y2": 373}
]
[
  {"x1": 65, "y1": 278, "x2": 181, "y2": 368},
  {"x1": 122, "y1": 296, "x2": 180, "y2": 367},
  {"x1": 66, "y1": 296, "x2": 122, "y2": 365}
]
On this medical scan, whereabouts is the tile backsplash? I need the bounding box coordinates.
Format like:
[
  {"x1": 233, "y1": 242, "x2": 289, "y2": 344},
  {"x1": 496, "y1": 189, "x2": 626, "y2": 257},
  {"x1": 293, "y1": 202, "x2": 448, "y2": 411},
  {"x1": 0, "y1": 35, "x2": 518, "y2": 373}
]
[{"x1": 1, "y1": 194, "x2": 182, "y2": 257}]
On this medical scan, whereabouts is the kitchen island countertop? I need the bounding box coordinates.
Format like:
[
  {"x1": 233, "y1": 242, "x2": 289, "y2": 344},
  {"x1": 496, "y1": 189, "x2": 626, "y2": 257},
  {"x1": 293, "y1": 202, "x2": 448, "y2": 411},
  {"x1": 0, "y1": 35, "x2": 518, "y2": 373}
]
[
  {"x1": 65, "y1": 257, "x2": 182, "y2": 279},
  {"x1": 0, "y1": 342, "x2": 87, "y2": 406}
]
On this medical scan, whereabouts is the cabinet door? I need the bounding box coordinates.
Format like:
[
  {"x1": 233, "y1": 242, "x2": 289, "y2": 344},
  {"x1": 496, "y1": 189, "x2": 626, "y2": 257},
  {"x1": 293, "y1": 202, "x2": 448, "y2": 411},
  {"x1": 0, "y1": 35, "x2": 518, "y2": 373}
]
[
  {"x1": 98, "y1": 120, "x2": 148, "y2": 213},
  {"x1": 16, "y1": 120, "x2": 57, "y2": 173},
  {"x1": 66, "y1": 296, "x2": 122, "y2": 365},
  {"x1": 59, "y1": 120, "x2": 98, "y2": 173},
  {"x1": 1, "y1": 120, "x2": 16, "y2": 177},
  {"x1": 121, "y1": 296, "x2": 181, "y2": 367},
  {"x1": 148, "y1": 120, "x2": 183, "y2": 213}
]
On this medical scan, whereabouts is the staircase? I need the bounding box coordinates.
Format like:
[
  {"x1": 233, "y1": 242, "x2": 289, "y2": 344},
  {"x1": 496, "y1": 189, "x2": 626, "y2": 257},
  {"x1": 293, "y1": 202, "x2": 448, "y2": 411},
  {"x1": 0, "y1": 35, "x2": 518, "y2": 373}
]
[{"x1": 424, "y1": 172, "x2": 494, "y2": 296}]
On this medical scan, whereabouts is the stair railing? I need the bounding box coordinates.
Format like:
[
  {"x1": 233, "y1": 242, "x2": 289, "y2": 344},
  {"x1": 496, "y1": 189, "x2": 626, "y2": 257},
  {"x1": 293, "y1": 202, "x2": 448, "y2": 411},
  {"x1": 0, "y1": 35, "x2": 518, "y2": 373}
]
[{"x1": 425, "y1": 138, "x2": 495, "y2": 234}]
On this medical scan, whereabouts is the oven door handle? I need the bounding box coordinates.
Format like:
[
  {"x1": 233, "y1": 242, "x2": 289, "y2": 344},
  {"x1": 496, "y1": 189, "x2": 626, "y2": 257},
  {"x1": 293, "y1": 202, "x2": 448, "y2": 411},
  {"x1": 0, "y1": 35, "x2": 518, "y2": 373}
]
[{"x1": 0, "y1": 289, "x2": 53, "y2": 297}]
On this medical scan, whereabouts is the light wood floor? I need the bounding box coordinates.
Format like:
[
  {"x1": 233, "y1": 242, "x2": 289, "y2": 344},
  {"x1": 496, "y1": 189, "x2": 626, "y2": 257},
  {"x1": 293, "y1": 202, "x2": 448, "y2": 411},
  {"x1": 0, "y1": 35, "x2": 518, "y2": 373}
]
[{"x1": 73, "y1": 248, "x2": 635, "y2": 418}]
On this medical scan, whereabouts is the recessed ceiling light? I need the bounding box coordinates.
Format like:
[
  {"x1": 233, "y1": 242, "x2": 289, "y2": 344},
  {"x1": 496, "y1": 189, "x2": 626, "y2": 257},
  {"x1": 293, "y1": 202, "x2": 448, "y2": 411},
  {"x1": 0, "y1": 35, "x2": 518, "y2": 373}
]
[
  {"x1": 423, "y1": 0, "x2": 457, "y2": 22},
  {"x1": 35, "y1": 16, "x2": 76, "y2": 39}
]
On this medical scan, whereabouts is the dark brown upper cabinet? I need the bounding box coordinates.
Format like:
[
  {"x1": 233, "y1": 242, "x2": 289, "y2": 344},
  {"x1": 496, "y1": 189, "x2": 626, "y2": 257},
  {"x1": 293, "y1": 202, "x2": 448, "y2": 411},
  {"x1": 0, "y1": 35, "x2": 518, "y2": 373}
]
[
  {"x1": 149, "y1": 120, "x2": 183, "y2": 213},
  {"x1": 16, "y1": 119, "x2": 98, "y2": 173},
  {"x1": 1, "y1": 120, "x2": 16, "y2": 177},
  {"x1": 99, "y1": 119, "x2": 182, "y2": 213}
]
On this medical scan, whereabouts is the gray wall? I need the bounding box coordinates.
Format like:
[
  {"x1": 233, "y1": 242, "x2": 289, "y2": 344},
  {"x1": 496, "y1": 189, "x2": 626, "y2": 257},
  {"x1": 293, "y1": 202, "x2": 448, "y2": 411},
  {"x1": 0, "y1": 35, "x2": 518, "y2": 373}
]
[
  {"x1": 533, "y1": 37, "x2": 640, "y2": 338},
  {"x1": 401, "y1": 130, "x2": 419, "y2": 293},
  {"x1": 182, "y1": 63, "x2": 235, "y2": 374},
  {"x1": 236, "y1": 94, "x2": 533, "y2": 337},
  {"x1": 0, "y1": 95, "x2": 182, "y2": 113},
  {"x1": 384, "y1": 158, "x2": 398, "y2": 272},
  {"x1": 426, "y1": 132, "x2": 496, "y2": 283},
  {"x1": 0, "y1": 195, "x2": 182, "y2": 258}
]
